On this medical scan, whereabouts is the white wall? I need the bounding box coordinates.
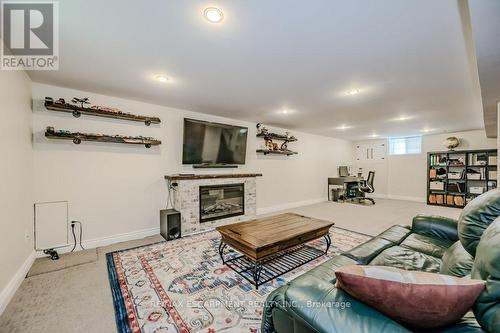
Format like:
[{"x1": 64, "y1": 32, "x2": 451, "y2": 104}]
[
  {"x1": 32, "y1": 83, "x2": 353, "y2": 245},
  {"x1": 354, "y1": 130, "x2": 497, "y2": 201},
  {"x1": 0, "y1": 70, "x2": 34, "y2": 313}
]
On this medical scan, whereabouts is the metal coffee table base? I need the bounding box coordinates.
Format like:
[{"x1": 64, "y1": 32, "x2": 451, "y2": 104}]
[{"x1": 218, "y1": 234, "x2": 331, "y2": 289}]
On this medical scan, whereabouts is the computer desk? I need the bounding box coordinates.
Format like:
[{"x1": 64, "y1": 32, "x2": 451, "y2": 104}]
[{"x1": 328, "y1": 177, "x2": 364, "y2": 201}]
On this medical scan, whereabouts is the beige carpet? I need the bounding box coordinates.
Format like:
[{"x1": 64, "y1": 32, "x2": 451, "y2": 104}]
[
  {"x1": 27, "y1": 249, "x2": 98, "y2": 277},
  {"x1": 0, "y1": 198, "x2": 460, "y2": 333}
]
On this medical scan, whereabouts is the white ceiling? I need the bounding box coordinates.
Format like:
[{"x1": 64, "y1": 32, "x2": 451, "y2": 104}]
[
  {"x1": 469, "y1": 0, "x2": 500, "y2": 138},
  {"x1": 28, "y1": 0, "x2": 488, "y2": 140}
]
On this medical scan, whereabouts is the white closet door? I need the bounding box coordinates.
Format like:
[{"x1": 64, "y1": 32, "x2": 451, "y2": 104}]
[{"x1": 35, "y1": 201, "x2": 68, "y2": 250}]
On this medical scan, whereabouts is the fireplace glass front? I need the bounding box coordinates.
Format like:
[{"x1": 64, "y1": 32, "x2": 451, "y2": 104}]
[{"x1": 199, "y1": 183, "x2": 244, "y2": 223}]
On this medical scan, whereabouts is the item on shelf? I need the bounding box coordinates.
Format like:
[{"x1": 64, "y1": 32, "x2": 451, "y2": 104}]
[
  {"x1": 443, "y1": 137, "x2": 460, "y2": 150},
  {"x1": 436, "y1": 195, "x2": 444, "y2": 204},
  {"x1": 435, "y1": 167, "x2": 447, "y2": 179},
  {"x1": 71, "y1": 97, "x2": 90, "y2": 108},
  {"x1": 489, "y1": 171, "x2": 498, "y2": 180},
  {"x1": 454, "y1": 196, "x2": 465, "y2": 206},
  {"x1": 469, "y1": 187, "x2": 485, "y2": 195},
  {"x1": 467, "y1": 168, "x2": 482, "y2": 180},
  {"x1": 430, "y1": 181, "x2": 445, "y2": 191},
  {"x1": 448, "y1": 171, "x2": 463, "y2": 180},
  {"x1": 44, "y1": 127, "x2": 161, "y2": 148},
  {"x1": 429, "y1": 194, "x2": 436, "y2": 204},
  {"x1": 469, "y1": 153, "x2": 488, "y2": 166},
  {"x1": 446, "y1": 195, "x2": 454, "y2": 205},
  {"x1": 280, "y1": 142, "x2": 288, "y2": 150},
  {"x1": 448, "y1": 156, "x2": 465, "y2": 166},
  {"x1": 488, "y1": 155, "x2": 497, "y2": 166},
  {"x1": 448, "y1": 182, "x2": 465, "y2": 193},
  {"x1": 429, "y1": 169, "x2": 437, "y2": 178},
  {"x1": 272, "y1": 143, "x2": 279, "y2": 151},
  {"x1": 430, "y1": 154, "x2": 447, "y2": 166},
  {"x1": 45, "y1": 97, "x2": 161, "y2": 125},
  {"x1": 488, "y1": 181, "x2": 497, "y2": 190},
  {"x1": 256, "y1": 123, "x2": 268, "y2": 135}
]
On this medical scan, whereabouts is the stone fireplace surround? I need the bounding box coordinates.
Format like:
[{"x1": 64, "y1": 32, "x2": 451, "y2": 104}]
[{"x1": 165, "y1": 174, "x2": 262, "y2": 236}]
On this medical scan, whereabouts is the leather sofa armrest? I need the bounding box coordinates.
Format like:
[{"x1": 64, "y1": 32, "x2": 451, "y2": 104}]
[
  {"x1": 282, "y1": 275, "x2": 410, "y2": 333},
  {"x1": 262, "y1": 285, "x2": 289, "y2": 333},
  {"x1": 412, "y1": 214, "x2": 459, "y2": 242}
]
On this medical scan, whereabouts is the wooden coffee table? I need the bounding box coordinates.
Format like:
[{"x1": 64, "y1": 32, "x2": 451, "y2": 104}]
[{"x1": 216, "y1": 213, "x2": 334, "y2": 289}]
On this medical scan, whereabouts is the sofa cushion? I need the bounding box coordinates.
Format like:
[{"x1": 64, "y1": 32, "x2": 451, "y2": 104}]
[
  {"x1": 305, "y1": 255, "x2": 358, "y2": 284},
  {"x1": 343, "y1": 237, "x2": 393, "y2": 264},
  {"x1": 440, "y1": 241, "x2": 474, "y2": 278},
  {"x1": 472, "y1": 218, "x2": 500, "y2": 333},
  {"x1": 335, "y1": 265, "x2": 485, "y2": 330},
  {"x1": 400, "y1": 233, "x2": 454, "y2": 258},
  {"x1": 458, "y1": 188, "x2": 500, "y2": 257},
  {"x1": 369, "y1": 246, "x2": 442, "y2": 272},
  {"x1": 412, "y1": 214, "x2": 459, "y2": 242},
  {"x1": 284, "y1": 275, "x2": 410, "y2": 333},
  {"x1": 377, "y1": 225, "x2": 412, "y2": 244}
]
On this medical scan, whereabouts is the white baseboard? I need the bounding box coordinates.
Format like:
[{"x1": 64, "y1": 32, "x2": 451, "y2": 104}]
[
  {"x1": 36, "y1": 226, "x2": 160, "y2": 257},
  {"x1": 257, "y1": 198, "x2": 325, "y2": 215},
  {"x1": 0, "y1": 251, "x2": 36, "y2": 315}
]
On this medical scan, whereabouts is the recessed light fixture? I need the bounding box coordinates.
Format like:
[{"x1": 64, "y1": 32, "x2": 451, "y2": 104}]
[
  {"x1": 396, "y1": 115, "x2": 410, "y2": 121},
  {"x1": 155, "y1": 75, "x2": 169, "y2": 83},
  {"x1": 420, "y1": 128, "x2": 434, "y2": 133},
  {"x1": 370, "y1": 133, "x2": 379, "y2": 138},
  {"x1": 281, "y1": 109, "x2": 289, "y2": 114},
  {"x1": 204, "y1": 7, "x2": 224, "y2": 23},
  {"x1": 335, "y1": 124, "x2": 352, "y2": 130},
  {"x1": 346, "y1": 89, "x2": 360, "y2": 96}
]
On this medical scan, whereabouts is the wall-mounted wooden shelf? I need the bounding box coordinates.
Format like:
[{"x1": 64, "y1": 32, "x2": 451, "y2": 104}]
[
  {"x1": 256, "y1": 149, "x2": 298, "y2": 156},
  {"x1": 45, "y1": 128, "x2": 161, "y2": 148},
  {"x1": 256, "y1": 133, "x2": 298, "y2": 142},
  {"x1": 44, "y1": 97, "x2": 161, "y2": 126}
]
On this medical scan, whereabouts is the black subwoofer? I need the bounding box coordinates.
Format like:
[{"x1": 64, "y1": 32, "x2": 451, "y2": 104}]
[{"x1": 160, "y1": 209, "x2": 181, "y2": 241}]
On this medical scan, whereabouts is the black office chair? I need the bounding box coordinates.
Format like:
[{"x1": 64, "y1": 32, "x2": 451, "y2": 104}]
[{"x1": 348, "y1": 171, "x2": 375, "y2": 205}]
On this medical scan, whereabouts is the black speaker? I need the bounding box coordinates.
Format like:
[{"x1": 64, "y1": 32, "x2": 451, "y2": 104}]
[{"x1": 160, "y1": 209, "x2": 181, "y2": 241}]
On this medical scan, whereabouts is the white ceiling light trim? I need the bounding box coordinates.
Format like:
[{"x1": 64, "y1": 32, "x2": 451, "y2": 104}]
[{"x1": 204, "y1": 7, "x2": 224, "y2": 23}]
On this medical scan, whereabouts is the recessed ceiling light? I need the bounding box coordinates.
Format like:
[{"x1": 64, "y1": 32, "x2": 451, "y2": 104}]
[
  {"x1": 396, "y1": 115, "x2": 411, "y2": 121},
  {"x1": 420, "y1": 128, "x2": 434, "y2": 133},
  {"x1": 346, "y1": 89, "x2": 360, "y2": 96},
  {"x1": 155, "y1": 75, "x2": 168, "y2": 83},
  {"x1": 370, "y1": 133, "x2": 379, "y2": 138},
  {"x1": 281, "y1": 109, "x2": 289, "y2": 114},
  {"x1": 335, "y1": 124, "x2": 352, "y2": 130},
  {"x1": 204, "y1": 7, "x2": 224, "y2": 23}
]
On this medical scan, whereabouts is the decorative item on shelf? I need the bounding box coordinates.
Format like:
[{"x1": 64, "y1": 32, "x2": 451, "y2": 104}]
[
  {"x1": 443, "y1": 136, "x2": 460, "y2": 150},
  {"x1": 71, "y1": 97, "x2": 90, "y2": 109},
  {"x1": 256, "y1": 123, "x2": 268, "y2": 135},
  {"x1": 44, "y1": 127, "x2": 161, "y2": 148},
  {"x1": 256, "y1": 124, "x2": 298, "y2": 156},
  {"x1": 44, "y1": 97, "x2": 161, "y2": 126}
]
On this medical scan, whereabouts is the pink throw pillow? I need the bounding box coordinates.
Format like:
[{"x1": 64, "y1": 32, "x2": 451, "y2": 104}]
[{"x1": 335, "y1": 265, "x2": 485, "y2": 329}]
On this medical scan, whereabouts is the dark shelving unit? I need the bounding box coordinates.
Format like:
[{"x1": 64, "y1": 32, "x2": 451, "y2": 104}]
[
  {"x1": 44, "y1": 97, "x2": 161, "y2": 126},
  {"x1": 45, "y1": 129, "x2": 161, "y2": 148},
  {"x1": 427, "y1": 149, "x2": 497, "y2": 208}
]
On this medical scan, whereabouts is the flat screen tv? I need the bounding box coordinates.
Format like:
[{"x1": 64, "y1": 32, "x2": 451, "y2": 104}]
[{"x1": 182, "y1": 118, "x2": 248, "y2": 165}]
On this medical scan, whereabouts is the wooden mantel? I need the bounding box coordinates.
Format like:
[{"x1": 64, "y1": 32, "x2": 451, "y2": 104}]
[{"x1": 165, "y1": 173, "x2": 263, "y2": 181}]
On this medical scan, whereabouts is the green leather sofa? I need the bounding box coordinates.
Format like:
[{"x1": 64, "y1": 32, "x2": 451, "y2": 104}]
[{"x1": 262, "y1": 189, "x2": 500, "y2": 333}]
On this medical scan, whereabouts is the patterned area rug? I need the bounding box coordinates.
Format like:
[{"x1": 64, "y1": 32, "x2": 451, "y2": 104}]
[{"x1": 106, "y1": 227, "x2": 371, "y2": 333}]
